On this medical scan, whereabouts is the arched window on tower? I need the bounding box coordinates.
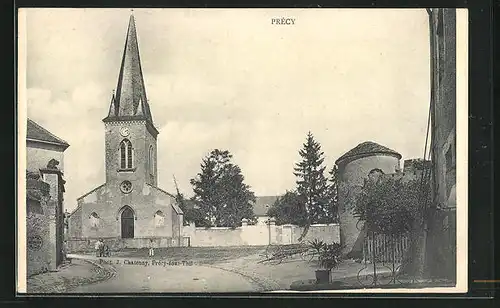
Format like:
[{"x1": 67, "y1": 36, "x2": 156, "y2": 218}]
[
  {"x1": 89, "y1": 212, "x2": 99, "y2": 229},
  {"x1": 149, "y1": 145, "x2": 154, "y2": 175},
  {"x1": 119, "y1": 139, "x2": 133, "y2": 169},
  {"x1": 367, "y1": 168, "x2": 384, "y2": 183},
  {"x1": 154, "y1": 210, "x2": 165, "y2": 227}
]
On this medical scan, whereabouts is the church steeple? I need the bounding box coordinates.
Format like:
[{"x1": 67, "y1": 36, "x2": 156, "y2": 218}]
[
  {"x1": 107, "y1": 91, "x2": 116, "y2": 117},
  {"x1": 103, "y1": 14, "x2": 156, "y2": 134},
  {"x1": 103, "y1": 12, "x2": 159, "y2": 186}
]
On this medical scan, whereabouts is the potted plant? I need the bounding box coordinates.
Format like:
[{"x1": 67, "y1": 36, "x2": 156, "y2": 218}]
[
  {"x1": 306, "y1": 239, "x2": 325, "y2": 262},
  {"x1": 316, "y1": 242, "x2": 343, "y2": 284}
]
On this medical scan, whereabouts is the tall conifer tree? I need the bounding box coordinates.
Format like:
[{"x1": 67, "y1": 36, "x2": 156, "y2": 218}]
[{"x1": 293, "y1": 132, "x2": 331, "y2": 240}]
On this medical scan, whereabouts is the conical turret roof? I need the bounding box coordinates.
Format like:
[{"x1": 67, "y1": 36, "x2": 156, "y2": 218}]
[{"x1": 335, "y1": 141, "x2": 401, "y2": 165}]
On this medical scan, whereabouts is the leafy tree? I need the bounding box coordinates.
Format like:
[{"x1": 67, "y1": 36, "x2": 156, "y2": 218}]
[
  {"x1": 293, "y1": 132, "x2": 332, "y2": 240},
  {"x1": 354, "y1": 174, "x2": 433, "y2": 277},
  {"x1": 267, "y1": 190, "x2": 307, "y2": 225},
  {"x1": 354, "y1": 175, "x2": 431, "y2": 236},
  {"x1": 351, "y1": 169, "x2": 438, "y2": 279},
  {"x1": 173, "y1": 180, "x2": 207, "y2": 227},
  {"x1": 190, "y1": 149, "x2": 256, "y2": 228}
]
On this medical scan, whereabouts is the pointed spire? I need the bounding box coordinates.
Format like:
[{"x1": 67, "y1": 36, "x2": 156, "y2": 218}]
[
  {"x1": 105, "y1": 13, "x2": 154, "y2": 124},
  {"x1": 136, "y1": 96, "x2": 144, "y2": 115},
  {"x1": 107, "y1": 91, "x2": 116, "y2": 117}
]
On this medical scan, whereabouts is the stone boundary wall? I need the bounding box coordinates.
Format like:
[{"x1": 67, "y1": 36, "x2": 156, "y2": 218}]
[
  {"x1": 26, "y1": 176, "x2": 53, "y2": 277},
  {"x1": 67, "y1": 223, "x2": 339, "y2": 251},
  {"x1": 183, "y1": 223, "x2": 340, "y2": 247},
  {"x1": 27, "y1": 211, "x2": 50, "y2": 277}
]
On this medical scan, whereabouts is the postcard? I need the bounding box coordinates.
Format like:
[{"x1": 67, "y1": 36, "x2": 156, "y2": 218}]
[{"x1": 17, "y1": 8, "x2": 467, "y2": 294}]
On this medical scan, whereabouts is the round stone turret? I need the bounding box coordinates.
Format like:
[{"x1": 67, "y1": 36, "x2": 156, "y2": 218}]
[{"x1": 335, "y1": 141, "x2": 401, "y2": 258}]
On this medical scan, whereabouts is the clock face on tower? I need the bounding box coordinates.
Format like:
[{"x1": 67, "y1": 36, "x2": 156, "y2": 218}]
[{"x1": 120, "y1": 127, "x2": 130, "y2": 137}]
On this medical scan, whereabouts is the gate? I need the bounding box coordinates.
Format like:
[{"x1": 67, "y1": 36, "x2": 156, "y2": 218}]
[
  {"x1": 281, "y1": 225, "x2": 293, "y2": 245},
  {"x1": 357, "y1": 228, "x2": 414, "y2": 287},
  {"x1": 363, "y1": 233, "x2": 410, "y2": 264},
  {"x1": 357, "y1": 211, "x2": 456, "y2": 287}
]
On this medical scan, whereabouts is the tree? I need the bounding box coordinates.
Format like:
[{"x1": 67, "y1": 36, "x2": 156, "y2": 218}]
[
  {"x1": 173, "y1": 175, "x2": 207, "y2": 226},
  {"x1": 326, "y1": 164, "x2": 340, "y2": 223},
  {"x1": 293, "y1": 132, "x2": 332, "y2": 240},
  {"x1": 267, "y1": 190, "x2": 307, "y2": 225},
  {"x1": 190, "y1": 149, "x2": 225, "y2": 226},
  {"x1": 182, "y1": 205, "x2": 209, "y2": 227},
  {"x1": 353, "y1": 176, "x2": 430, "y2": 236},
  {"x1": 190, "y1": 149, "x2": 256, "y2": 228},
  {"x1": 354, "y1": 174, "x2": 432, "y2": 277}
]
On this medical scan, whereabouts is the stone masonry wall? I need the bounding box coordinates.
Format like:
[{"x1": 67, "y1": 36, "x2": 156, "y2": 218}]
[
  {"x1": 26, "y1": 142, "x2": 65, "y2": 173},
  {"x1": 337, "y1": 154, "x2": 401, "y2": 257},
  {"x1": 71, "y1": 182, "x2": 178, "y2": 239},
  {"x1": 182, "y1": 223, "x2": 340, "y2": 247},
  {"x1": 104, "y1": 121, "x2": 156, "y2": 187},
  {"x1": 68, "y1": 205, "x2": 82, "y2": 238},
  {"x1": 66, "y1": 223, "x2": 339, "y2": 251},
  {"x1": 26, "y1": 178, "x2": 52, "y2": 277},
  {"x1": 27, "y1": 210, "x2": 50, "y2": 277}
]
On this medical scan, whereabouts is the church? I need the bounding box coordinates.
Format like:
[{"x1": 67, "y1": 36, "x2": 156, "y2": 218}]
[{"x1": 67, "y1": 14, "x2": 185, "y2": 249}]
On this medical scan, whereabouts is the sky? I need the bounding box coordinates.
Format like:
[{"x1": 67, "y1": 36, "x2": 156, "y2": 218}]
[{"x1": 22, "y1": 8, "x2": 431, "y2": 212}]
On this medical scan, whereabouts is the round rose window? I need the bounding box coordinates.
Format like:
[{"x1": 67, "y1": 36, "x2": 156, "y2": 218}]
[
  {"x1": 120, "y1": 180, "x2": 133, "y2": 194},
  {"x1": 28, "y1": 235, "x2": 43, "y2": 251}
]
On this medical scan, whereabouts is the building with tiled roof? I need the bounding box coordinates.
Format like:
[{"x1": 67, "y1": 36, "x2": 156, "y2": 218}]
[
  {"x1": 253, "y1": 196, "x2": 279, "y2": 216},
  {"x1": 27, "y1": 118, "x2": 69, "y2": 173},
  {"x1": 252, "y1": 196, "x2": 280, "y2": 225},
  {"x1": 335, "y1": 141, "x2": 401, "y2": 166},
  {"x1": 27, "y1": 118, "x2": 70, "y2": 148},
  {"x1": 26, "y1": 118, "x2": 69, "y2": 276}
]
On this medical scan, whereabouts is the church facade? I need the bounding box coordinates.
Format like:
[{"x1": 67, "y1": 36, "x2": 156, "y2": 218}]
[{"x1": 67, "y1": 15, "x2": 184, "y2": 249}]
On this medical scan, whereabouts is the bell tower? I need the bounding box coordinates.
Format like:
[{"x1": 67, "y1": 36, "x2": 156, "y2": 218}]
[{"x1": 102, "y1": 14, "x2": 159, "y2": 187}]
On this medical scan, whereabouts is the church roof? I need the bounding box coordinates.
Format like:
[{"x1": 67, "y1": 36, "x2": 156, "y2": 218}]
[
  {"x1": 103, "y1": 14, "x2": 155, "y2": 130},
  {"x1": 335, "y1": 141, "x2": 401, "y2": 165},
  {"x1": 27, "y1": 118, "x2": 69, "y2": 149},
  {"x1": 145, "y1": 183, "x2": 184, "y2": 215}
]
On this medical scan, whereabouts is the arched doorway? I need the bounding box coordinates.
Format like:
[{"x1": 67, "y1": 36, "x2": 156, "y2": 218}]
[{"x1": 120, "y1": 206, "x2": 135, "y2": 239}]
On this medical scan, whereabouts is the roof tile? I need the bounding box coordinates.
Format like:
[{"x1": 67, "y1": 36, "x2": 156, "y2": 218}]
[
  {"x1": 253, "y1": 196, "x2": 280, "y2": 216},
  {"x1": 335, "y1": 141, "x2": 401, "y2": 164},
  {"x1": 27, "y1": 118, "x2": 69, "y2": 148}
]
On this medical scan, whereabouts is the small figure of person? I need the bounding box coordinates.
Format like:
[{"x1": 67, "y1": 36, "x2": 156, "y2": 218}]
[
  {"x1": 98, "y1": 239, "x2": 105, "y2": 257},
  {"x1": 62, "y1": 240, "x2": 70, "y2": 263},
  {"x1": 103, "y1": 244, "x2": 110, "y2": 257},
  {"x1": 95, "y1": 239, "x2": 102, "y2": 257},
  {"x1": 148, "y1": 239, "x2": 155, "y2": 258}
]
